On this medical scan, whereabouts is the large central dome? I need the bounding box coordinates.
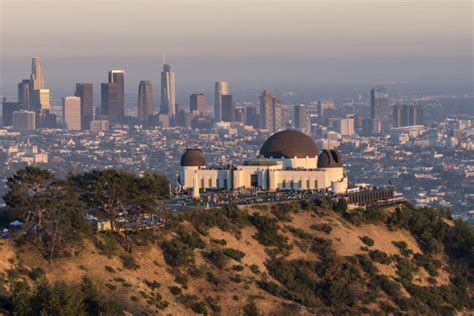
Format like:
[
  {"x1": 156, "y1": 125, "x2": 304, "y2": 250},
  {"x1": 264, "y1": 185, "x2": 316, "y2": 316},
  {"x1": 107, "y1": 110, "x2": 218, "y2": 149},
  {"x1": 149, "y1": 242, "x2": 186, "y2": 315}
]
[{"x1": 259, "y1": 129, "x2": 319, "y2": 158}]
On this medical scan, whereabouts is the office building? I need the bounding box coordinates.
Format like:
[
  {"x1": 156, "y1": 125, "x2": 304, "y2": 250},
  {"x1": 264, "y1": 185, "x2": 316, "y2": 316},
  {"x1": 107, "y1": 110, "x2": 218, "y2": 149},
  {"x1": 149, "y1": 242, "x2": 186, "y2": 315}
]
[
  {"x1": 259, "y1": 90, "x2": 273, "y2": 130},
  {"x1": 101, "y1": 82, "x2": 121, "y2": 125},
  {"x1": 36, "y1": 110, "x2": 57, "y2": 129},
  {"x1": 317, "y1": 100, "x2": 336, "y2": 124},
  {"x1": 235, "y1": 108, "x2": 246, "y2": 124},
  {"x1": 221, "y1": 94, "x2": 235, "y2": 122},
  {"x1": 393, "y1": 104, "x2": 424, "y2": 128},
  {"x1": 62, "y1": 96, "x2": 81, "y2": 130},
  {"x1": 161, "y1": 64, "x2": 176, "y2": 118},
  {"x1": 90, "y1": 120, "x2": 109, "y2": 131},
  {"x1": 138, "y1": 80, "x2": 153, "y2": 123},
  {"x1": 30, "y1": 89, "x2": 51, "y2": 111},
  {"x1": 12, "y1": 110, "x2": 36, "y2": 131},
  {"x1": 214, "y1": 81, "x2": 229, "y2": 121},
  {"x1": 245, "y1": 106, "x2": 258, "y2": 128},
  {"x1": 30, "y1": 57, "x2": 45, "y2": 90},
  {"x1": 18, "y1": 79, "x2": 31, "y2": 110},
  {"x1": 2, "y1": 99, "x2": 20, "y2": 126},
  {"x1": 74, "y1": 83, "x2": 93, "y2": 130},
  {"x1": 370, "y1": 86, "x2": 390, "y2": 132},
  {"x1": 294, "y1": 104, "x2": 308, "y2": 133},
  {"x1": 104, "y1": 70, "x2": 125, "y2": 124},
  {"x1": 190, "y1": 93, "x2": 206, "y2": 114},
  {"x1": 338, "y1": 114, "x2": 355, "y2": 136},
  {"x1": 272, "y1": 97, "x2": 283, "y2": 132}
]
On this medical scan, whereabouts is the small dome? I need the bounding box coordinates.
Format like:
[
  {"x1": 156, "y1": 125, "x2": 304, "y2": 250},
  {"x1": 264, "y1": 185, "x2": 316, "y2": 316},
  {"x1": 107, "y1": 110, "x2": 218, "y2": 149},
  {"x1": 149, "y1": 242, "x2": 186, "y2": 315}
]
[
  {"x1": 180, "y1": 148, "x2": 206, "y2": 167},
  {"x1": 317, "y1": 149, "x2": 343, "y2": 168},
  {"x1": 259, "y1": 129, "x2": 319, "y2": 158}
]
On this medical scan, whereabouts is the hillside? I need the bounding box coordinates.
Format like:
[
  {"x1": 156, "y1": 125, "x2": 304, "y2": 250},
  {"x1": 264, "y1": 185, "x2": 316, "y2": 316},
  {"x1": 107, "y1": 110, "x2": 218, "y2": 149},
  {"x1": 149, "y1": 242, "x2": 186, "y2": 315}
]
[{"x1": 0, "y1": 200, "x2": 473, "y2": 315}]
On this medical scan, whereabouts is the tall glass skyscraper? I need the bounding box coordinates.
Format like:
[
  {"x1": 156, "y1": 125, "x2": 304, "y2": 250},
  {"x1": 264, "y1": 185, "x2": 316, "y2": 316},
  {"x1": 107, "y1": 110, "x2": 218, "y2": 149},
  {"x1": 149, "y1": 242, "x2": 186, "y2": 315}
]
[
  {"x1": 138, "y1": 80, "x2": 153, "y2": 123},
  {"x1": 160, "y1": 64, "x2": 176, "y2": 118},
  {"x1": 214, "y1": 81, "x2": 229, "y2": 121},
  {"x1": 30, "y1": 57, "x2": 44, "y2": 90},
  {"x1": 101, "y1": 70, "x2": 124, "y2": 125},
  {"x1": 370, "y1": 86, "x2": 390, "y2": 133},
  {"x1": 75, "y1": 83, "x2": 93, "y2": 130}
]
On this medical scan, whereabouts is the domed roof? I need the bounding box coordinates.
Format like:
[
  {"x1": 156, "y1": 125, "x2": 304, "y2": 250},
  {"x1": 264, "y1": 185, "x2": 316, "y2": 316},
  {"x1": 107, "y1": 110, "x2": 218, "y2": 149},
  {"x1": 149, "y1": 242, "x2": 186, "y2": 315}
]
[
  {"x1": 317, "y1": 149, "x2": 343, "y2": 168},
  {"x1": 180, "y1": 148, "x2": 206, "y2": 166},
  {"x1": 259, "y1": 129, "x2": 319, "y2": 158}
]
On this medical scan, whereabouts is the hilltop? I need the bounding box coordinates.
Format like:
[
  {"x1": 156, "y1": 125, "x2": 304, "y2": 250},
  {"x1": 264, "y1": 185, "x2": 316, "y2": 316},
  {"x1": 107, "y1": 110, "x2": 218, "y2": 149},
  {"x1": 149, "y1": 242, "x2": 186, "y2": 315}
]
[{"x1": 0, "y1": 198, "x2": 473, "y2": 315}]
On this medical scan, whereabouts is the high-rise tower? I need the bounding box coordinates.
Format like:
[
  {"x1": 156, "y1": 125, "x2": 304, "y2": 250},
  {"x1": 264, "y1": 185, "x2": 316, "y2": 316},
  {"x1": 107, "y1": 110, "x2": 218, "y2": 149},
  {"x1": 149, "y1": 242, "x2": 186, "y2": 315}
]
[
  {"x1": 138, "y1": 80, "x2": 153, "y2": 123},
  {"x1": 30, "y1": 57, "x2": 45, "y2": 90},
  {"x1": 62, "y1": 96, "x2": 81, "y2": 130},
  {"x1": 294, "y1": 104, "x2": 308, "y2": 133},
  {"x1": 370, "y1": 86, "x2": 390, "y2": 133},
  {"x1": 161, "y1": 64, "x2": 176, "y2": 118},
  {"x1": 259, "y1": 90, "x2": 273, "y2": 130},
  {"x1": 190, "y1": 94, "x2": 206, "y2": 114},
  {"x1": 75, "y1": 83, "x2": 93, "y2": 129},
  {"x1": 101, "y1": 70, "x2": 124, "y2": 125},
  {"x1": 214, "y1": 81, "x2": 229, "y2": 121}
]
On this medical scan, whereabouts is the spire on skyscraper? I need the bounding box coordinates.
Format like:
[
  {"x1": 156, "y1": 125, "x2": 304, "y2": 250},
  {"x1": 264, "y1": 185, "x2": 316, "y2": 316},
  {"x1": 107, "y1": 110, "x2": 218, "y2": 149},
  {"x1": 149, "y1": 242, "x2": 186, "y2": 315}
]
[{"x1": 30, "y1": 57, "x2": 45, "y2": 90}]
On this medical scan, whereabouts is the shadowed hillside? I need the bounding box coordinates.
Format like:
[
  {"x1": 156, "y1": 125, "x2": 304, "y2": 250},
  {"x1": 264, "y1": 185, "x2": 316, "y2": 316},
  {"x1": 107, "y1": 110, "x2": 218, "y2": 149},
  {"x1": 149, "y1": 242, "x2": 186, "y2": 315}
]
[{"x1": 0, "y1": 197, "x2": 473, "y2": 315}]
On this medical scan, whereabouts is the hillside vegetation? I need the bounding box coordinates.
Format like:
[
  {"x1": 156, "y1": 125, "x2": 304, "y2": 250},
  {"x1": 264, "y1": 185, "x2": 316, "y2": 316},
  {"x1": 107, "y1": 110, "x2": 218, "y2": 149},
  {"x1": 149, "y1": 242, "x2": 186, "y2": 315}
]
[{"x1": 0, "y1": 168, "x2": 473, "y2": 315}]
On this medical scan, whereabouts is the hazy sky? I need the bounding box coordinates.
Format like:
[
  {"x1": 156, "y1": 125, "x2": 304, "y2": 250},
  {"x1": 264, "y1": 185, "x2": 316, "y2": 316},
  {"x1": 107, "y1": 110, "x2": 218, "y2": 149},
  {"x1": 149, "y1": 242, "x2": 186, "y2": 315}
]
[{"x1": 1, "y1": 0, "x2": 472, "y2": 101}]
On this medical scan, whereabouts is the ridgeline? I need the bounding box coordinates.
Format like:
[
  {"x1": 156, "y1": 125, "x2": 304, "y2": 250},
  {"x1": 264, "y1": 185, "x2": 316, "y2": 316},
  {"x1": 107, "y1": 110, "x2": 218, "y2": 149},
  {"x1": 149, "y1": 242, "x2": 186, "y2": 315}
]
[{"x1": 0, "y1": 167, "x2": 472, "y2": 315}]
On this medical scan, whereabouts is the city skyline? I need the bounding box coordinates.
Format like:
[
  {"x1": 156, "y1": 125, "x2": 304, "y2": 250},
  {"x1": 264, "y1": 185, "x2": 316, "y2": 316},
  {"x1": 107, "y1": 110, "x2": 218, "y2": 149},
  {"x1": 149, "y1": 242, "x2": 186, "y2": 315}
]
[{"x1": 1, "y1": 1, "x2": 472, "y2": 98}]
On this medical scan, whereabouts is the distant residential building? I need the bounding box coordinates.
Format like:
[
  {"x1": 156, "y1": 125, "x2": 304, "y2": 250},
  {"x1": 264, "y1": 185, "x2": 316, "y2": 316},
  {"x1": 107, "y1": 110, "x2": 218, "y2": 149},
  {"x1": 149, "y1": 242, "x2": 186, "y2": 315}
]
[
  {"x1": 272, "y1": 97, "x2": 283, "y2": 132},
  {"x1": 12, "y1": 110, "x2": 36, "y2": 131},
  {"x1": 259, "y1": 90, "x2": 273, "y2": 130},
  {"x1": 221, "y1": 94, "x2": 235, "y2": 122},
  {"x1": 294, "y1": 104, "x2": 308, "y2": 133},
  {"x1": 190, "y1": 93, "x2": 206, "y2": 114},
  {"x1": 63, "y1": 96, "x2": 81, "y2": 130},
  {"x1": 138, "y1": 80, "x2": 153, "y2": 123},
  {"x1": 370, "y1": 86, "x2": 390, "y2": 132},
  {"x1": 90, "y1": 120, "x2": 109, "y2": 131},
  {"x1": 30, "y1": 89, "x2": 51, "y2": 111},
  {"x1": 17, "y1": 79, "x2": 31, "y2": 110},
  {"x1": 338, "y1": 114, "x2": 355, "y2": 136},
  {"x1": 214, "y1": 81, "x2": 229, "y2": 121},
  {"x1": 75, "y1": 83, "x2": 93, "y2": 130},
  {"x1": 161, "y1": 64, "x2": 176, "y2": 118},
  {"x1": 2, "y1": 99, "x2": 20, "y2": 126}
]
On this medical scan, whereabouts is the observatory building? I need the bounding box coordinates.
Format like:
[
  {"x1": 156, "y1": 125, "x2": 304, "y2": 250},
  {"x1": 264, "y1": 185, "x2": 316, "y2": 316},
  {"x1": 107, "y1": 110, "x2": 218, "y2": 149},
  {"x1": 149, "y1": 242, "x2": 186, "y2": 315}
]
[{"x1": 178, "y1": 129, "x2": 348, "y2": 194}]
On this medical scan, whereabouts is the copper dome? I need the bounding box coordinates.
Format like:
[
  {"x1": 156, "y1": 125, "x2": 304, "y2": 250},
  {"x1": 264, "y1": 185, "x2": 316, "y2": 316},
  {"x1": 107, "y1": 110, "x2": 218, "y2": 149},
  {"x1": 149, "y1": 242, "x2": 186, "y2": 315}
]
[
  {"x1": 259, "y1": 129, "x2": 319, "y2": 158},
  {"x1": 317, "y1": 149, "x2": 343, "y2": 168},
  {"x1": 180, "y1": 148, "x2": 206, "y2": 167}
]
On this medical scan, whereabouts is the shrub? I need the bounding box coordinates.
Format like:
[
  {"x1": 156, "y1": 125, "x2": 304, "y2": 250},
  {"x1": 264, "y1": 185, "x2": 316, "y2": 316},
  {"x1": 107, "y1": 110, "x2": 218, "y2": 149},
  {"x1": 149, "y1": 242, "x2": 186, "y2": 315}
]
[
  {"x1": 250, "y1": 264, "x2": 260, "y2": 274},
  {"x1": 120, "y1": 254, "x2": 140, "y2": 270},
  {"x1": 368, "y1": 250, "x2": 392, "y2": 265},
  {"x1": 28, "y1": 267, "x2": 46, "y2": 281},
  {"x1": 360, "y1": 236, "x2": 374, "y2": 247},
  {"x1": 223, "y1": 248, "x2": 246, "y2": 261},
  {"x1": 211, "y1": 238, "x2": 227, "y2": 245},
  {"x1": 144, "y1": 280, "x2": 161, "y2": 290},
  {"x1": 392, "y1": 241, "x2": 413, "y2": 257},
  {"x1": 309, "y1": 223, "x2": 333, "y2": 234},
  {"x1": 104, "y1": 266, "x2": 116, "y2": 273},
  {"x1": 204, "y1": 249, "x2": 229, "y2": 268},
  {"x1": 169, "y1": 286, "x2": 182, "y2": 296},
  {"x1": 250, "y1": 213, "x2": 290, "y2": 250},
  {"x1": 243, "y1": 299, "x2": 260, "y2": 316},
  {"x1": 232, "y1": 265, "x2": 244, "y2": 271},
  {"x1": 191, "y1": 302, "x2": 207, "y2": 314}
]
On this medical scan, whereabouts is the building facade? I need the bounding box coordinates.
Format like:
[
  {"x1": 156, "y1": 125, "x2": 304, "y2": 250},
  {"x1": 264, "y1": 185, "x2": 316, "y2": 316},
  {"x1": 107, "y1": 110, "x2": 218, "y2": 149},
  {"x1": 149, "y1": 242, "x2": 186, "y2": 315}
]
[
  {"x1": 161, "y1": 64, "x2": 176, "y2": 118},
  {"x1": 138, "y1": 80, "x2": 153, "y2": 123},
  {"x1": 214, "y1": 81, "x2": 229, "y2": 121},
  {"x1": 75, "y1": 83, "x2": 93, "y2": 130},
  {"x1": 63, "y1": 96, "x2": 81, "y2": 130},
  {"x1": 370, "y1": 86, "x2": 390, "y2": 133},
  {"x1": 13, "y1": 110, "x2": 36, "y2": 131},
  {"x1": 190, "y1": 93, "x2": 206, "y2": 114}
]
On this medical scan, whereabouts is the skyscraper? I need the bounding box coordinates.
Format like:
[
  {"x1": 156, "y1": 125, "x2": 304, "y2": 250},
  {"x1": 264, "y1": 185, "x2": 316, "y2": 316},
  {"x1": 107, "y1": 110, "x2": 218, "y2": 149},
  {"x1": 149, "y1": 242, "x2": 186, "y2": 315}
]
[
  {"x1": 107, "y1": 70, "x2": 125, "y2": 123},
  {"x1": 190, "y1": 93, "x2": 206, "y2": 114},
  {"x1": 221, "y1": 94, "x2": 235, "y2": 122},
  {"x1": 12, "y1": 110, "x2": 36, "y2": 132},
  {"x1": 138, "y1": 80, "x2": 153, "y2": 123},
  {"x1": 62, "y1": 96, "x2": 81, "y2": 130},
  {"x1": 259, "y1": 90, "x2": 273, "y2": 130},
  {"x1": 2, "y1": 98, "x2": 20, "y2": 127},
  {"x1": 317, "y1": 100, "x2": 336, "y2": 124},
  {"x1": 161, "y1": 64, "x2": 176, "y2": 118},
  {"x1": 17, "y1": 79, "x2": 31, "y2": 110},
  {"x1": 272, "y1": 97, "x2": 283, "y2": 132},
  {"x1": 30, "y1": 89, "x2": 51, "y2": 111},
  {"x1": 393, "y1": 104, "x2": 424, "y2": 127},
  {"x1": 30, "y1": 57, "x2": 44, "y2": 90},
  {"x1": 75, "y1": 83, "x2": 93, "y2": 130},
  {"x1": 245, "y1": 106, "x2": 259, "y2": 128},
  {"x1": 408, "y1": 104, "x2": 424, "y2": 126},
  {"x1": 370, "y1": 86, "x2": 390, "y2": 132},
  {"x1": 338, "y1": 114, "x2": 355, "y2": 136},
  {"x1": 101, "y1": 82, "x2": 120, "y2": 125},
  {"x1": 214, "y1": 81, "x2": 229, "y2": 121},
  {"x1": 294, "y1": 104, "x2": 308, "y2": 132}
]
